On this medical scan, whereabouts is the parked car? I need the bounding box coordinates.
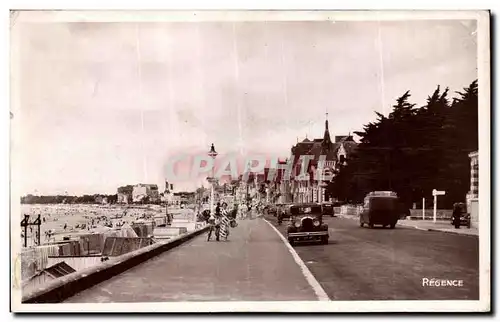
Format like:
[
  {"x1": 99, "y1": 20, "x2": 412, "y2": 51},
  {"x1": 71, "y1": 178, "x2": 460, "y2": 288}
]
[
  {"x1": 359, "y1": 191, "x2": 400, "y2": 229},
  {"x1": 267, "y1": 204, "x2": 278, "y2": 216},
  {"x1": 321, "y1": 202, "x2": 335, "y2": 216},
  {"x1": 450, "y1": 203, "x2": 471, "y2": 228},
  {"x1": 287, "y1": 203, "x2": 329, "y2": 245}
]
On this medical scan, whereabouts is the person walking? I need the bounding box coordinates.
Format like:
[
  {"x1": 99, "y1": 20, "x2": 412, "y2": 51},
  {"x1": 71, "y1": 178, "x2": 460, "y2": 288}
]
[
  {"x1": 230, "y1": 204, "x2": 238, "y2": 220},
  {"x1": 207, "y1": 202, "x2": 222, "y2": 241},
  {"x1": 207, "y1": 212, "x2": 221, "y2": 241},
  {"x1": 238, "y1": 203, "x2": 245, "y2": 220}
]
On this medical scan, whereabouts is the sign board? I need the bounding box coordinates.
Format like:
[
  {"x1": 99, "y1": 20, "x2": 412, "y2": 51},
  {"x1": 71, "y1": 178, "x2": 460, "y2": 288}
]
[{"x1": 432, "y1": 189, "x2": 446, "y2": 196}]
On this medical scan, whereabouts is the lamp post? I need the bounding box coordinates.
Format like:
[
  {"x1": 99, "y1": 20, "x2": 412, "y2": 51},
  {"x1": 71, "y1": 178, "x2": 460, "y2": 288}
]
[{"x1": 208, "y1": 143, "x2": 218, "y2": 215}]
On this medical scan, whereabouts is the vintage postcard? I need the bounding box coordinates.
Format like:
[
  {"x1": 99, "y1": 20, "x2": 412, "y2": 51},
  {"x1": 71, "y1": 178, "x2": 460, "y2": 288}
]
[{"x1": 10, "y1": 10, "x2": 490, "y2": 312}]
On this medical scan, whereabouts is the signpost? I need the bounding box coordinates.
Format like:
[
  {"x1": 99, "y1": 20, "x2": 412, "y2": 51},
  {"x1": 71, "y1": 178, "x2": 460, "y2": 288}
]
[
  {"x1": 422, "y1": 198, "x2": 425, "y2": 220},
  {"x1": 432, "y1": 189, "x2": 446, "y2": 223}
]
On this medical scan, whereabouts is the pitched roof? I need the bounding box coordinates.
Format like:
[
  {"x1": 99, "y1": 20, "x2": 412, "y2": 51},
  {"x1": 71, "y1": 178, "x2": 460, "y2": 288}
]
[
  {"x1": 335, "y1": 135, "x2": 348, "y2": 143},
  {"x1": 336, "y1": 135, "x2": 358, "y2": 156},
  {"x1": 292, "y1": 134, "x2": 357, "y2": 166},
  {"x1": 291, "y1": 142, "x2": 314, "y2": 161},
  {"x1": 44, "y1": 261, "x2": 76, "y2": 279},
  {"x1": 117, "y1": 185, "x2": 134, "y2": 193}
]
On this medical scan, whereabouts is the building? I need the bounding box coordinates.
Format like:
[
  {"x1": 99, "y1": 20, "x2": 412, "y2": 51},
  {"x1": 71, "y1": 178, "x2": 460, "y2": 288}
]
[
  {"x1": 289, "y1": 114, "x2": 357, "y2": 203},
  {"x1": 171, "y1": 192, "x2": 196, "y2": 206},
  {"x1": 466, "y1": 151, "x2": 479, "y2": 228},
  {"x1": 231, "y1": 160, "x2": 293, "y2": 205},
  {"x1": 117, "y1": 185, "x2": 134, "y2": 204},
  {"x1": 275, "y1": 160, "x2": 293, "y2": 203},
  {"x1": 257, "y1": 162, "x2": 292, "y2": 204},
  {"x1": 132, "y1": 184, "x2": 160, "y2": 203},
  {"x1": 94, "y1": 195, "x2": 108, "y2": 205}
]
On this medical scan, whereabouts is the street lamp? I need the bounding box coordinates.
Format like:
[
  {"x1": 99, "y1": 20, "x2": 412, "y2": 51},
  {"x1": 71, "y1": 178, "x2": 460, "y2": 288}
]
[{"x1": 208, "y1": 143, "x2": 218, "y2": 215}]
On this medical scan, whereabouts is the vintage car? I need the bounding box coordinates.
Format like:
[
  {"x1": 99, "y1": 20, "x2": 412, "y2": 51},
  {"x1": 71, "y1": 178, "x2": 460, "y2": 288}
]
[
  {"x1": 287, "y1": 203, "x2": 329, "y2": 245},
  {"x1": 267, "y1": 204, "x2": 278, "y2": 216},
  {"x1": 359, "y1": 191, "x2": 400, "y2": 229},
  {"x1": 321, "y1": 202, "x2": 335, "y2": 216},
  {"x1": 450, "y1": 203, "x2": 471, "y2": 228}
]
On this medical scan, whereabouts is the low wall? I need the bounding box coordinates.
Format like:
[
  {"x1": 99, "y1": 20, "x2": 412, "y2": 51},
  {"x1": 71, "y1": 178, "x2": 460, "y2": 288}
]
[
  {"x1": 339, "y1": 205, "x2": 452, "y2": 220},
  {"x1": 21, "y1": 224, "x2": 209, "y2": 304},
  {"x1": 409, "y1": 209, "x2": 452, "y2": 220},
  {"x1": 340, "y1": 205, "x2": 363, "y2": 216}
]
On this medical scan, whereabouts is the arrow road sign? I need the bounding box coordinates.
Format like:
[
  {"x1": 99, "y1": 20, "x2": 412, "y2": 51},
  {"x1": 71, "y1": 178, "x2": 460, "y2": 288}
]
[{"x1": 432, "y1": 189, "x2": 446, "y2": 196}]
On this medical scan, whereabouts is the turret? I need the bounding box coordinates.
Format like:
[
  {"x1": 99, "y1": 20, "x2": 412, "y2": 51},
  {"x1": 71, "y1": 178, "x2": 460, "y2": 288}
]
[{"x1": 321, "y1": 112, "x2": 332, "y2": 150}]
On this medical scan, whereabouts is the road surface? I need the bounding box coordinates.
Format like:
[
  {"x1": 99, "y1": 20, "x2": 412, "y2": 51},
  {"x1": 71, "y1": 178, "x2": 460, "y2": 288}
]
[
  {"x1": 266, "y1": 214, "x2": 479, "y2": 300},
  {"x1": 65, "y1": 214, "x2": 478, "y2": 302}
]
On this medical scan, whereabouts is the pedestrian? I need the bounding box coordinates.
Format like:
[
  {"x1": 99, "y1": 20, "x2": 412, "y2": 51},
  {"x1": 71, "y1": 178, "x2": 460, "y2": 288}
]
[
  {"x1": 241, "y1": 203, "x2": 248, "y2": 220},
  {"x1": 215, "y1": 202, "x2": 221, "y2": 216},
  {"x1": 207, "y1": 211, "x2": 221, "y2": 241},
  {"x1": 203, "y1": 209, "x2": 211, "y2": 223},
  {"x1": 219, "y1": 203, "x2": 231, "y2": 241},
  {"x1": 230, "y1": 205, "x2": 237, "y2": 220}
]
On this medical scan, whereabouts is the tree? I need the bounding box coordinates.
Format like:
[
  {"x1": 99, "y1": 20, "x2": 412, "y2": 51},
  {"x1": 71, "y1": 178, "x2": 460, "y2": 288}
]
[
  {"x1": 440, "y1": 80, "x2": 478, "y2": 204},
  {"x1": 409, "y1": 85, "x2": 451, "y2": 202},
  {"x1": 330, "y1": 80, "x2": 478, "y2": 208}
]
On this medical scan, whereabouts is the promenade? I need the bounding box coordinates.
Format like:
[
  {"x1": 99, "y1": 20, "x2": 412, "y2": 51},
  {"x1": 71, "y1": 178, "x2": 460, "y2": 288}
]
[{"x1": 65, "y1": 217, "x2": 320, "y2": 302}]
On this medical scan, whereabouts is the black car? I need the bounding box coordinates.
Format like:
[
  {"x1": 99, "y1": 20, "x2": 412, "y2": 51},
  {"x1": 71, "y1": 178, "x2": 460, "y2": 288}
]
[
  {"x1": 359, "y1": 191, "x2": 400, "y2": 229},
  {"x1": 321, "y1": 202, "x2": 335, "y2": 216},
  {"x1": 266, "y1": 204, "x2": 278, "y2": 216},
  {"x1": 287, "y1": 203, "x2": 329, "y2": 245},
  {"x1": 450, "y1": 203, "x2": 471, "y2": 228}
]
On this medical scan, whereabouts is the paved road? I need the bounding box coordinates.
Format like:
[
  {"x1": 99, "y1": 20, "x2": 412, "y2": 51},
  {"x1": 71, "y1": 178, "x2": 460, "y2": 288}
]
[
  {"x1": 266, "y1": 214, "x2": 479, "y2": 300},
  {"x1": 65, "y1": 218, "x2": 318, "y2": 302}
]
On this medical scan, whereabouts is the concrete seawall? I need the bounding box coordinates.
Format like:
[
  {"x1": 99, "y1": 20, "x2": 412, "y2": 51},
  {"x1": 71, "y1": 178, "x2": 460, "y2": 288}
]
[{"x1": 22, "y1": 225, "x2": 209, "y2": 304}]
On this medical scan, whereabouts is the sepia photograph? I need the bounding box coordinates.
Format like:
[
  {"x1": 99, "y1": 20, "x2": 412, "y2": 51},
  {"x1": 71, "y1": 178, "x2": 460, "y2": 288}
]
[{"x1": 10, "y1": 10, "x2": 490, "y2": 312}]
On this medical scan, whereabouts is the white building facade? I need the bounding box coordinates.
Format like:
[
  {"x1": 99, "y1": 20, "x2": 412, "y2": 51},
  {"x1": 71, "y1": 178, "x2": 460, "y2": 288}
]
[{"x1": 466, "y1": 151, "x2": 479, "y2": 228}]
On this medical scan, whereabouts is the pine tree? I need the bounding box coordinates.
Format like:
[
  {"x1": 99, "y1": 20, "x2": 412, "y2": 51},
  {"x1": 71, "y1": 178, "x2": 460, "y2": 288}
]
[
  {"x1": 410, "y1": 85, "x2": 451, "y2": 202},
  {"x1": 329, "y1": 81, "x2": 478, "y2": 207},
  {"x1": 440, "y1": 80, "x2": 478, "y2": 204}
]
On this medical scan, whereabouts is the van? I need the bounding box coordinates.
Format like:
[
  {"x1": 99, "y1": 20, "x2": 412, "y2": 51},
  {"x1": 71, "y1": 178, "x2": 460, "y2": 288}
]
[{"x1": 359, "y1": 191, "x2": 400, "y2": 229}]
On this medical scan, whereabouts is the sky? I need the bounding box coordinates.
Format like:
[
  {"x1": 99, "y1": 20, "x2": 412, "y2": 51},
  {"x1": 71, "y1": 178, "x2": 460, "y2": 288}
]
[{"x1": 12, "y1": 16, "x2": 478, "y2": 195}]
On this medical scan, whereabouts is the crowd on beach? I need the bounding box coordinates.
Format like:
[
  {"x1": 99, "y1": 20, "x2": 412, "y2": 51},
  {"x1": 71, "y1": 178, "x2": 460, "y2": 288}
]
[
  {"x1": 21, "y1": 200, "x2": 268, "y2": 247},
  {"x1": 20, "y1": 204, "x2": 176, "y2": 246}
]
